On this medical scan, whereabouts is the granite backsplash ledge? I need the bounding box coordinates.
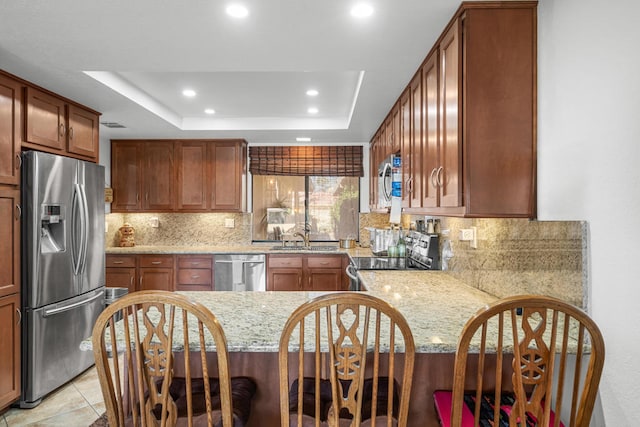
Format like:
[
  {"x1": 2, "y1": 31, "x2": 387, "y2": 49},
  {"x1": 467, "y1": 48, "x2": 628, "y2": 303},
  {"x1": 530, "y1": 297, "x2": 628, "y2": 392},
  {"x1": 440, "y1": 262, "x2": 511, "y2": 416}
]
[
  {"x1": 433, "y1": 218, "x2": 587, "y2": 309},
  {"x1": 106, "y1": 213, "x2": 252, "y2": 247}
]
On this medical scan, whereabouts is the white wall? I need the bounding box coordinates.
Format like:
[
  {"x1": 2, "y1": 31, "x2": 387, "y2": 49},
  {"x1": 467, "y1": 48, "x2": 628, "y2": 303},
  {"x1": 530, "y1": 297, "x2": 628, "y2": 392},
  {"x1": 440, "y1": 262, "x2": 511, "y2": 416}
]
[{"x1": 538, "y1": 0, "x2": 640, "y2": 424}]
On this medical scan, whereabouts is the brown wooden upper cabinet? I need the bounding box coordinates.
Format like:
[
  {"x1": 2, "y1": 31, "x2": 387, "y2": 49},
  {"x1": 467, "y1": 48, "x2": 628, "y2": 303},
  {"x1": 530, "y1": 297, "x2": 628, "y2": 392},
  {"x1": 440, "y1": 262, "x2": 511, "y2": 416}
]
[
  {"x1": 112, "y1": 139, "x2": 247, "y2": 213},
  {"x1": 0, "y1": 74, "x2": 22, "y2": 186},
  {"x1": 24, "y1": 87, "x2": 99, "y2": 161},
  {"x1": 371, "y1": 2, "x2": 537, "y2": 218}
]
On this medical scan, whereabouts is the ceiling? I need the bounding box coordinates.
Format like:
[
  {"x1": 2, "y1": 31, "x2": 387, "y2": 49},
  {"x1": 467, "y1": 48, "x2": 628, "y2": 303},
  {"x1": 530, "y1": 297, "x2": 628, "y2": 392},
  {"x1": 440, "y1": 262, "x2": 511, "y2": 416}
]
[{"x1": 0, "y1": 0, "x2": 462, "y2": 145}]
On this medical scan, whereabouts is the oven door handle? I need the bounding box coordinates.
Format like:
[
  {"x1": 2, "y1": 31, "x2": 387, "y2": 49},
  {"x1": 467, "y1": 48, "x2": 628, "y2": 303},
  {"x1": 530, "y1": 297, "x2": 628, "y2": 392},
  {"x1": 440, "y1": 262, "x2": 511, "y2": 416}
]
[{"x1": 345, "y1": 264, "x2": 358, "y2": 281}]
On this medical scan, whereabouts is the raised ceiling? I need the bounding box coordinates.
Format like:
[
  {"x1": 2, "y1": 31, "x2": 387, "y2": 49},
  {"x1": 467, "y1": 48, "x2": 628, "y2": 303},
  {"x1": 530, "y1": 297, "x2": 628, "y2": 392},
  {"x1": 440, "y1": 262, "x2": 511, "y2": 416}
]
[{"x1": 0, "y1": 0, "x2": 462, "y2": 144}]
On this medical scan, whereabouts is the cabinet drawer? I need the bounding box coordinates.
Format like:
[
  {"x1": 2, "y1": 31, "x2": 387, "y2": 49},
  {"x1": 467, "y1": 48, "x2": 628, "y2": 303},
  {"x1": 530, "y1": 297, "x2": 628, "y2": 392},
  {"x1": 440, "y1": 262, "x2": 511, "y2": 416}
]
[
  {"x1": 139, "y1": 255, "x2": 174, "y2": 268},
  {"x1": 177, "y1": 269, "x2": 212, "y2": 285},
  {"x1": 177, "y1": 256, "x2": 213, "y2": 269},
  {"x1": 307, "y1": 256, "x2": 343, "y2": 269},
  {"x1": 106, "y1": 255, "x2": 136, "y2": 268},
  {"x1": 268, "y1": 256, "x2": 303, "y2": 268}
]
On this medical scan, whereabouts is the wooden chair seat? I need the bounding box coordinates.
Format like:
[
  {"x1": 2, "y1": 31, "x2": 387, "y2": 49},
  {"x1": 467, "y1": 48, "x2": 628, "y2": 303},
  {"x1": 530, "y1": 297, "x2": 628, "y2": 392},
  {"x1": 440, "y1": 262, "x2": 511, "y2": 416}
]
[
  {"x1": 289, "y1": 377, "x2": 399, "y2": 422},
  {"x1": 155, "y1": 376, "x2": 256, "y2": 425},
  {"x1": 434, "y1": 390, "x2": 564, "y2": 427}
]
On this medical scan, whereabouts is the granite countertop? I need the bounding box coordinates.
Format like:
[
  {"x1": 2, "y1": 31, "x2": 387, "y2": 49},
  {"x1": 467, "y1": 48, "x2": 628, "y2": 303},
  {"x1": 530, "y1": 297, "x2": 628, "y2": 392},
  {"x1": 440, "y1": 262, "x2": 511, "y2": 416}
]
[
  {"x1": 172, "y1": 271, "x2": 497, "y2": 353},
  {"x1": 105, "y1": 244, "x2": 374, "y2": 256},
  {"x1": 102, "y1": 245, "x2": 498, "y2": 353}
]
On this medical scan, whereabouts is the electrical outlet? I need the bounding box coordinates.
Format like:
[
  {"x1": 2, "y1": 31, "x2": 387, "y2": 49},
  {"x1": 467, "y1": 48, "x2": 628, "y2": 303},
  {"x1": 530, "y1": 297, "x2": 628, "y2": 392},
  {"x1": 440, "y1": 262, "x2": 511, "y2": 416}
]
[
  {"x1": 460, "y1": 229, "x2": 474, "y2": 241},
  {"x1": 460, "y1": 227, "x2": 478, "y2": 249},
  {"x1": 225, "y1": 218, "x2": 235, "y2": 228},
  {"x1": 150, "y1": 217, "x2": 159, "y2": 228}
]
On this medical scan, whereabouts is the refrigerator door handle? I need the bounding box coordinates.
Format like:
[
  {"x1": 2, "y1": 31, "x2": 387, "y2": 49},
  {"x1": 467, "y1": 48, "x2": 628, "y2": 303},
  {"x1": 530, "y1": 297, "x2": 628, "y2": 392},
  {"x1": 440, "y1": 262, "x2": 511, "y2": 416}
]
[
  {"x1": 71, "y1": 183, "x2": 88, "y2": 275},
  {"x1": 79, "y1": 184, "x2": 89, "y2": 273},
  {"x1": 43, "y1": 291, "x2": 103, "y2": 317}
]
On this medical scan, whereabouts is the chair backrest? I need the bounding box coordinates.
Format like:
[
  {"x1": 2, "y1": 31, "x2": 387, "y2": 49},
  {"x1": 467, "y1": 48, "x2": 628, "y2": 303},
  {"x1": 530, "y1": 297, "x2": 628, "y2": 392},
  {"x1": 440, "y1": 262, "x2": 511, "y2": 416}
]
[
  {"x1": 449, "y1": 295, "x2": 605, "y2": 427},
  {"x1": 92, "y1": 290, "x2": 234, "y2": 427},
  {"x1": 278, "y1": 292, "x2": 416, "y2": 427}
]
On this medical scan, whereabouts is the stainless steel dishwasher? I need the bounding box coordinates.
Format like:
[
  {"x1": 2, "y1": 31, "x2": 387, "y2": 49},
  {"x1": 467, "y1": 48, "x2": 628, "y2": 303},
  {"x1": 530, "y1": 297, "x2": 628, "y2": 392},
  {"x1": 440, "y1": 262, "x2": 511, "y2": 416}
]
[{"x1": 214, "y1": 254, "x2": 266, "y2": 291}]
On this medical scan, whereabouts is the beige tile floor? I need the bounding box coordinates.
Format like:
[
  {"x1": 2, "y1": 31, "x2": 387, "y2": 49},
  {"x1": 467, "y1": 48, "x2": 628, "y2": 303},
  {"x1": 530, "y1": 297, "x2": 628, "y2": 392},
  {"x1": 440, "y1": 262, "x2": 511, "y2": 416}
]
[{"x1": 0, "y1": 367, "x2": 105, "y2": 427}]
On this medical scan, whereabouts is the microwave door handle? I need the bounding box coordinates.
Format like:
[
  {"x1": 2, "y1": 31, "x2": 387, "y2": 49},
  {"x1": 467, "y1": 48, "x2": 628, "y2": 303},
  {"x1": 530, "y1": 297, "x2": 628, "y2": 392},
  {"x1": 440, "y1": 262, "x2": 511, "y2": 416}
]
[{"x1": 382, "y1": 163, "x2": 391, "y2": 201}]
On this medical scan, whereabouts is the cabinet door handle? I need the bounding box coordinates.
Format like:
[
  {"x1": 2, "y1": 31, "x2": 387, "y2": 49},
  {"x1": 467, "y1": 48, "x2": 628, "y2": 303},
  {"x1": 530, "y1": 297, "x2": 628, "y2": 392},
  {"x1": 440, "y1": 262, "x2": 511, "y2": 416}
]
[
  {"x1": 298, "y1": 276, "x2": 302, "y2": 289},
  {"x1": 68, "y1": 126, "x2": 74, "y2": 140},
  {"x1": 130, "y1": 276, "x2": 134, "y2": 286},
  {"x1": 319, "y1": 261, "x2": 330, "y2": 265},
  {"x1": 191, "y1": 275, "x2": 200, "y2": 279},
  {"x1": 430, "y1": 168, "x2": 438, "y2": 188},
  {"x1": 436, "y1": 166, "x2": 444, "y2": 187},
  {"x1": 15, "y1": 153, "x2": 22, "y2": 170},
  {"x1": 15, "y1": 204, "x2": 21, "y2": 220},
  {"x1": 191, "y1": 262, "x2": 201, "y2": 266},
  {"x1": 16, "y1": 308, "x2": 22, "y2": 325},
  {"x1": 140, "y1": 277, "x2": 143, "y2": 286},
  {"x1": 151, "y1": 261, "x2": 162, "y2": 265},
  {"x1": 112, "y1": 261, "x2": 124, "y2": 264},
  {"x1": 59, "y1": 123, "x2": 66, "y2": 137}
]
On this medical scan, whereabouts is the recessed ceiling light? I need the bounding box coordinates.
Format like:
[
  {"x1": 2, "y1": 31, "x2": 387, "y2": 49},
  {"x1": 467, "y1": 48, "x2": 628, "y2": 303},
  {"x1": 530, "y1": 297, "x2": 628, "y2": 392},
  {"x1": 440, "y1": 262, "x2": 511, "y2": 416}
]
[
  {"x1": 307, "y1": 107, "x2": 319, "y2": 114},
  {"x1": 296, "y1": 137, "x2": 311, "y2": 142},
  {"x1": 182, "y1": 89, "x2": 196, "y2": 97},
  {"x1": 351, "y1": 2, "x2": 374, "y2": 18},
  {"x1": 204, "y1": 108, "x2": 216, "y2": 115},
  {"x1": 226, "y1": 4, "x2": 249, "y2": 18},
  {"x1": 306, "y1": 89, "x2": 319, "y2": 97}
]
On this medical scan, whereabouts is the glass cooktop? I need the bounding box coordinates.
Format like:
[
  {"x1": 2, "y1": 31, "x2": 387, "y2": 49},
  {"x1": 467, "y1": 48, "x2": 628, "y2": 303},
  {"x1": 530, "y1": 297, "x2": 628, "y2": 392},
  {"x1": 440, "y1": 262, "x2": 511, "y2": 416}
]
[{"x1": 350, "y1": 256, "x2": 411, "y2": 270}]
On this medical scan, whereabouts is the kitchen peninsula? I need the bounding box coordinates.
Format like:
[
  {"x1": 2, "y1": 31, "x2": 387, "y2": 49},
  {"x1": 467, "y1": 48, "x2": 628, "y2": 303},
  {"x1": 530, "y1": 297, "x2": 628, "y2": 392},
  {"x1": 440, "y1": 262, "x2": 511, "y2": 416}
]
[{"x1": 100, "y1": 254, "x2": 498, "y2": 425}]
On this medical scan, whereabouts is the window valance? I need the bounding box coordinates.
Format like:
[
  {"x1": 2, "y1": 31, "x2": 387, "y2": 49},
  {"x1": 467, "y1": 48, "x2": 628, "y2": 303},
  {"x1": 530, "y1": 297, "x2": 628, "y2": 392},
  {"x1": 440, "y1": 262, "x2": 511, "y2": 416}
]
[{"x1": 249, "y1": 146, "x2": 363, "y2": 177}]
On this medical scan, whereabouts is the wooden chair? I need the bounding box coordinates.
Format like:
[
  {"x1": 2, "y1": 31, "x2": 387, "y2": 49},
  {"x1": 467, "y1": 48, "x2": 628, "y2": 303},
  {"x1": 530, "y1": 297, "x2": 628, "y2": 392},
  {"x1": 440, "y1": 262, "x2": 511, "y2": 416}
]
[
  {"x1": 92, "y1": 290, "x2": 256, "y2": 427},
  {"x1": 434, "y1": 295, "x2": 605, "y2": 427},
  {"x1": 279, "y1": 292, "x2": 416, "y2": 427}
]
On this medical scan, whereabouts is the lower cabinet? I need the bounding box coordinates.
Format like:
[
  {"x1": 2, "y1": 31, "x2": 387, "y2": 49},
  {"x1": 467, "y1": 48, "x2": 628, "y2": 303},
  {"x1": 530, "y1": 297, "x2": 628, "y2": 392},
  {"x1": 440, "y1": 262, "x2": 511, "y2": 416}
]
[
  {"x1": 105, "y1": 255, "x2": 137, "y2": 293},
  {"x1": 175, "y1": 256, "x2": 214, "y2": 291},
  {"x1": 267, "y1": 256, "x2": 304, "y2": 291},
  {"x1": 267, "y1": 254, "x2": 348, "y2": 291},
  {"x1": 138, "y1": 255, "x2": 174, "y2": 291},
  {"x1": 0, "y1": 293, "x2": 20, "y2": 410},
  {"x1": 106, "y1": 254, "x2": 215, "y2": 292}
]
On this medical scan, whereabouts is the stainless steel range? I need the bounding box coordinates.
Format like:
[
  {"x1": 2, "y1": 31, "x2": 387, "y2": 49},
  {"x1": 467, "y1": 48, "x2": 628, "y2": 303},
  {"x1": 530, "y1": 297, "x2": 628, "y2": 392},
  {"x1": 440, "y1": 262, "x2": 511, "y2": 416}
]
[{"x1": 346, "y1": 231, "x2": 440, "y2": 290}]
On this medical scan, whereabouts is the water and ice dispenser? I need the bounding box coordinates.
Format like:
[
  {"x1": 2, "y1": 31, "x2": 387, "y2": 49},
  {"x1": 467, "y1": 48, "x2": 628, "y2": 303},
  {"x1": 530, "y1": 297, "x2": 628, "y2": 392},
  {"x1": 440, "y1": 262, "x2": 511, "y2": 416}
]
[{"x1": 40, "y1": 204, "x2": 66, "y2": 253}]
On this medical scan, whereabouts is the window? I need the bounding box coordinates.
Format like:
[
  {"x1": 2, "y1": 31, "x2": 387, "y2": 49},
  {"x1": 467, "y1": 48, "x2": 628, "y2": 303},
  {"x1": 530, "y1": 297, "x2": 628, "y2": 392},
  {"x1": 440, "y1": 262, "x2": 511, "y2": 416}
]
[{"x1": 252, "y1": 175, "x2": 359, "y2": 242}]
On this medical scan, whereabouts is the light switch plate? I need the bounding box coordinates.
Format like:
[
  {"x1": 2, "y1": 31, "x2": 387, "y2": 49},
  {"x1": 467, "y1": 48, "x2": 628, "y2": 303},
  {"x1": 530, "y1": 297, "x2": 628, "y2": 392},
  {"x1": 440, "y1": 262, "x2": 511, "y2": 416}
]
[{"x1": 225, "y1": 218, "x2": 235, "y2": 228}]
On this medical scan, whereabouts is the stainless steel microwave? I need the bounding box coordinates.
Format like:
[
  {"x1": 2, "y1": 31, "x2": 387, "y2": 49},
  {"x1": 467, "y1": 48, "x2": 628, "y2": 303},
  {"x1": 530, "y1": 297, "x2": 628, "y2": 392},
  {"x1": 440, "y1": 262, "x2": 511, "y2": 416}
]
[{"x1": 377, "y1": 154, "x2": 400, "y2": 208}]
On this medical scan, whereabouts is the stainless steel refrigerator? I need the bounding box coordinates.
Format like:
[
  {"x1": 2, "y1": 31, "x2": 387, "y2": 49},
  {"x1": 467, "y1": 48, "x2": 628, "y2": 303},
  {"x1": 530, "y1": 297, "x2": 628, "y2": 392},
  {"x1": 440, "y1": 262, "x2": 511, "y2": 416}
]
[{"x1": 20, "y1": 151, "x2": 105, "y2": 408}]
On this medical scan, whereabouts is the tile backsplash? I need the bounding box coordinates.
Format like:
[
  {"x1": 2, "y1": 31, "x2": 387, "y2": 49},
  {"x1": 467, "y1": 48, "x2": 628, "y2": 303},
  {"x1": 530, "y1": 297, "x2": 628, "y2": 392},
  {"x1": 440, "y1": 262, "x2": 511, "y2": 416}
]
[
  {"x1": 359, "y1": 214, "x2": 587, "y2": 309},
  {"x1": 106, "y1": 211, "x2": 588, "y2": 309},
  {"x1": 106, "y1": 213, "x2": 252, "y2": 247}
]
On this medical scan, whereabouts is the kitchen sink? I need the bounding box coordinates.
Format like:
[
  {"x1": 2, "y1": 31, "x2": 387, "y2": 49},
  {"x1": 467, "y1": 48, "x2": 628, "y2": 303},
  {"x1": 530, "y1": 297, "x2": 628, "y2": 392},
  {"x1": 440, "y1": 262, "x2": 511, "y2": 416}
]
[{"x1": 270, "y1": 245, "x2": 338, "y2": 252}]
